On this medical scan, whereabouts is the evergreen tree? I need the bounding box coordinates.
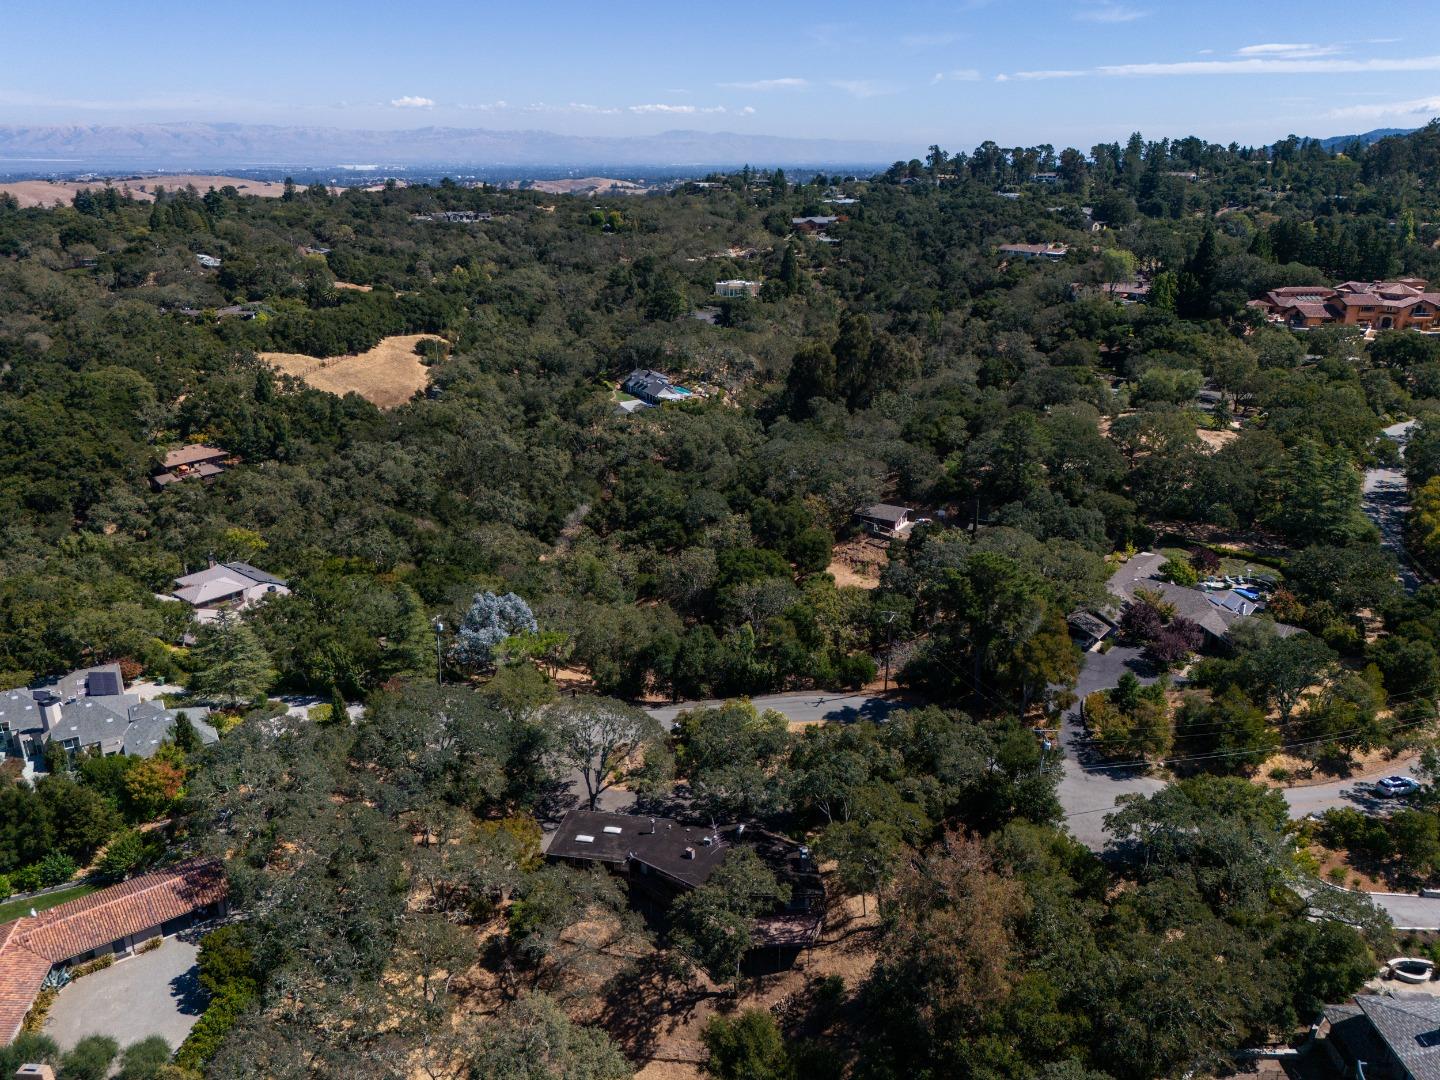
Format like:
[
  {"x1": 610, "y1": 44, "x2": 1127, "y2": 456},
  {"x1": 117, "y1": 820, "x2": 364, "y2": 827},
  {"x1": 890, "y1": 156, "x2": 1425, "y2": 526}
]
[{"x1": 188, "y1": 610, "x2": 273, "y2": 708}]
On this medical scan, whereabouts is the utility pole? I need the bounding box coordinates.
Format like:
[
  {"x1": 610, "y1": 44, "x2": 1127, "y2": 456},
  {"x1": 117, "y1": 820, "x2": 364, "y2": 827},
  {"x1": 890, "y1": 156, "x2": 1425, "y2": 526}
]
[
  {"x1": 881, "y1": 610, "x2": 899, "y2": 692},
  {"x1": 432, "y1": 618, "x2": 444, "y2": 685}
]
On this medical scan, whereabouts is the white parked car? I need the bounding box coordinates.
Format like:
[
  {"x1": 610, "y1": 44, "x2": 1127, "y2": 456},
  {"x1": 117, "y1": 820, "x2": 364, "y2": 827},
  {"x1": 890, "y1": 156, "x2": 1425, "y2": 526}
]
[{"x1": 1376, "y1": 775, "x2": 1421, "y2": 797}]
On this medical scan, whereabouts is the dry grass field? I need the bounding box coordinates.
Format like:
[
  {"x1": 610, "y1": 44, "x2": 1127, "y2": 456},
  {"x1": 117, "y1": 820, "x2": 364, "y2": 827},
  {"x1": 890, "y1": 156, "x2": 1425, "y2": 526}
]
[
  {"x1": 261, "y1": 333, "x2": 444, "y2": 409},
  {"x1": 0, "y1": 175, "x2": 329, "y2": 208}
]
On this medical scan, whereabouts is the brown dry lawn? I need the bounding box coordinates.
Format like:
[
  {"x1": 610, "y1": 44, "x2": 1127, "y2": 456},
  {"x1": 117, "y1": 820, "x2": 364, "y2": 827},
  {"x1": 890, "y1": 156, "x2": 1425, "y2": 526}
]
[
  {"x1": 262, "y1": 333, "x2": 444, "y2": 409},
  {"x1": 0, "y1": 175, "x2": 329, "y2": 208}
]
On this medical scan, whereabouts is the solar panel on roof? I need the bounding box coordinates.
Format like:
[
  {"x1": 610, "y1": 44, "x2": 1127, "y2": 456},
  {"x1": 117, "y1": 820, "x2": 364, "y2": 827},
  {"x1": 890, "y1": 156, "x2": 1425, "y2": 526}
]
[{"x1": 87, "y1": 670, "x2": 122, "y2": 696}]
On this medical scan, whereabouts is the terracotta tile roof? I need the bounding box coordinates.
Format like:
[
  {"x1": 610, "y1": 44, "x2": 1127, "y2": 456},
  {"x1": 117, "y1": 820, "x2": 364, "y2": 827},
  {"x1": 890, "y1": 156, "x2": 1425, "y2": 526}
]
[{"x1": 0, "y1": 859, "x2": 225, "y2": 1044}]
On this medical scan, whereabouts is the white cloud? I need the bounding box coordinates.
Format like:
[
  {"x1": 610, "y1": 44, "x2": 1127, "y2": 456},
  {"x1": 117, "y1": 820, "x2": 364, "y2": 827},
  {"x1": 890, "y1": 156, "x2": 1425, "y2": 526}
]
[
  {"x1": 456, "y1": 100, "x2": 509, "y2": 112},
  {"x1": 997, "y1": 69, "x2": 1088, "y2": 81},
  {"x1": 1327, "y1": 94, "x2": 1440, "y2": 121},
  {"x1": 629, "y1": 103, "x2": 735, "y2": 114},
  {"x1": 1236, "y1": 43, "x2": 1342, "y2": 59},
  {"x1": 719, "y1": 77, "x2": 809, "y2": 91},
  {"x1": 931, "y1": 69, "x2": 982, "y2": 84},
  {"x1": 1002, "y1": 53, "x2": 1440, "y2": 79},
  {"x1": 1075, "y1": 2, "x2": 1148, "y2": 23},
  {"x1": 830, "y1": 79, "x2": 899, "y2": 98},
  {"x1": 390, "y1": 95, "x2": 434, "y2": 109}
]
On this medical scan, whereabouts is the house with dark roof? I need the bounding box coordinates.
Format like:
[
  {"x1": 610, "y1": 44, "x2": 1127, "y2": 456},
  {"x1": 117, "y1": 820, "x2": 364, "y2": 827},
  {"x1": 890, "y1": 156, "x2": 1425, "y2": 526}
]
[
  {"x1": 621, "y1": 369, "x2": 693, "y2": 407},
  {"x1": 1315, "y1": 992, "x2": 1440, "y2": 1080},
  {"x1": 792, "y1": 215, "x2": 839, "y2": 233},
  {"x1": 0, "y1": 664, "x2": 216, "y2": 768},
  {"x1": 1103, "y1": 551, "x2": 1300, "y2": 650},
  {"x1": 0, "y1": 860, "x2": 227, "y2": 1044},
  {"x1": 855, "y1": 503, "x2": 916, "y2": 539},
  {"x1": 546, "y1": 810, "x2": 825, "y2": 950}
]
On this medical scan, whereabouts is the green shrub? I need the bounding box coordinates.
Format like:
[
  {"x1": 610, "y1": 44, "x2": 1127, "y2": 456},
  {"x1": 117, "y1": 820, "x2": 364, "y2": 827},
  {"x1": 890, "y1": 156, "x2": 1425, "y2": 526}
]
[
  {"x1": 59, "y1": 1034, "x2": 119, "y2": 1080},
  {"x1": 117, "y1": 1035, "x2": 172, "y2": 1080},
  {"x1": 70, "y1": 953, "x2": 115, "y2": 979},
  {"x1": 138, "y1": 935, "x2": 163, "y2": 953},
  {"x1": 98, "y1": 829, "x2": 148, "y2": 882},
  {"x1": 174, "y1": 987, "x2": 254, "y2": 1072},
  {"x1": 1160, "y1": 555, "x2": 1198, "y2": 587},
  {"x1": 0, "y1": 1032, "x2": 59, "y2": 1074},
  {"x1": 0, "y1": 873, "x2": 10, "y2": 901},
  {"x1": 36, "y1": 851, "x2": 78, "y2": 886}
]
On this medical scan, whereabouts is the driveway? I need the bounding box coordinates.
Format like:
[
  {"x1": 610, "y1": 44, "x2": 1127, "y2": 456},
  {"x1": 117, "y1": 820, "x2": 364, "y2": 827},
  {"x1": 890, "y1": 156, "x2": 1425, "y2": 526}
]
[
  {"x1": 1056, "y1": 645, "x2": 1168, "y2": 850},
  {"x1": 45, "y1": 937, "x2": 205, "y2": 1051},
  {"x1": 1365, "y1": 419, "x2": 1427, "y2": 594}
]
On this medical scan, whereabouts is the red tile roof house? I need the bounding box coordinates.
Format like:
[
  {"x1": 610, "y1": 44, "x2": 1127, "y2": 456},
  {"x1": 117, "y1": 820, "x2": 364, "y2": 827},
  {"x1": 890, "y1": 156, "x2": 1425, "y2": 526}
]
[
  {"x1": 0, "y1": 859, "x2": 227, "y2": 1044},
  {"x1": 1253, "y1": 279, "x2": 1440, "y2": 331}
]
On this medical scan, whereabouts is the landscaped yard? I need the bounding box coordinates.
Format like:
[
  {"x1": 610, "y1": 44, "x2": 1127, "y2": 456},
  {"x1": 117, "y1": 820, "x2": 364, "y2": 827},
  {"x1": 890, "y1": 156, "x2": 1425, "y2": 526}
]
[{"x1": 0, "y1": 883, "x2": 97, "y2": 924}]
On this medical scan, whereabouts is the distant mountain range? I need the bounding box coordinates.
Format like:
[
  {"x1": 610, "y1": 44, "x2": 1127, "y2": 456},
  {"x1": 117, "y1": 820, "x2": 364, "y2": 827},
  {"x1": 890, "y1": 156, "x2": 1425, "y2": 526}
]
[
  {"x1": 0, "y1": 122, "x2": 904, "y2": 172},
  {"x1": 1311, "y1": 127, "x2": 1420, "y2": 151}
]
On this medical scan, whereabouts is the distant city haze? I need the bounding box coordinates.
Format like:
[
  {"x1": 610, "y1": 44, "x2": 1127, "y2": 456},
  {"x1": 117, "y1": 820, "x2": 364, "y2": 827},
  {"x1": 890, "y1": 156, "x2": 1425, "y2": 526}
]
[{"x1": 4, "y1": 0, "x2": 1439, "y2": 151}]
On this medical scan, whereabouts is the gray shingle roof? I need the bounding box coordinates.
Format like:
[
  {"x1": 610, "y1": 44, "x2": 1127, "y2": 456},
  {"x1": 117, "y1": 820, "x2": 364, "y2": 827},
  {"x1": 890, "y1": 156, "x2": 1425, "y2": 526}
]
[{"x1": 1355, "y1": 993, "x2": 1440, "y2": 1080}]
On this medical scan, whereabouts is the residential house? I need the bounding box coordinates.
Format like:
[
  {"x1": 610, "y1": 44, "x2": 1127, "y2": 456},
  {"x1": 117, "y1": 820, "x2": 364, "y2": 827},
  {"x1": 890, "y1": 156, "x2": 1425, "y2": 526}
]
[
  {"x1": 1066, "y1": 610, "x2": 1115, "y2": 652},
  {"x1": 713, "y1": 279, "x2": 762, "y2": 299},
  {"x1": 0, "y1": 664, "x2": 216, "y2": 767},
  {"x1": 170, "y1": 561, "x2": 290, "y2": 623},
  {"x1": 1103, "y1": 551, "x2": 1300, "y2": 651},
  {"x1": 999, "y1": 242, "x2": 1069, "y2": 261},
  {"x1": 546, "y1": 810, "x2": 825, "y2": 950},
  {"x1": 1252, "y1": 278, "x2": 1440, "y2": 332},
  {"x1": 621, "y1": 369, "x2": 694, "y2": 407},
  {"x1": 1030, "y1": 172, "x2": 1061, "y2": 184},
  {"x1": 1313, "y1": 992, "x2": 1440, "y2": 1079},
  {"x1": 855, "y1": 503, "x2": 916, "y2": 539},
  {"x1": 1071, "y1": 281, "x2": 1150, "y2": 304},
  {"x1": 0, "y1": 860, "x2": 228, "y2": 1044},
  {"x1": 792, "y1": 216, "x2": 839, "y2": 233},
  {"x1": 151, "y1": 444, "x2": 232, "y2": 489}
]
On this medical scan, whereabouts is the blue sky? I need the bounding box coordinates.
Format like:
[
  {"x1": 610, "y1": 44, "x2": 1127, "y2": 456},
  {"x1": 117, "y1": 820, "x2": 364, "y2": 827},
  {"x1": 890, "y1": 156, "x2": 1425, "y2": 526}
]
[{"x1": 4, "y1": 1, "x2": 1439, "y2": 149}]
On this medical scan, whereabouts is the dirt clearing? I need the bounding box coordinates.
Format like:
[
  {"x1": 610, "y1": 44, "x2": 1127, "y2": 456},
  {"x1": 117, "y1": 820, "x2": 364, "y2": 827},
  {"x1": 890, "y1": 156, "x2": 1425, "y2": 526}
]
[
  {"x1": 262, "y1": 333, "x2": 444, "y2": 409},
  {"x1": 0, "y1": 175, "x2": 327, "y2": 209}
]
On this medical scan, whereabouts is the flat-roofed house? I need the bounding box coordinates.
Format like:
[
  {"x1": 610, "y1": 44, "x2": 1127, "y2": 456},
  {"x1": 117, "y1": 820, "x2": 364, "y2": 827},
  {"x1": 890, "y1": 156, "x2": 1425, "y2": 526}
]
[
  {"x1": 999, "y1": 242, "x2": 1069, "y2": 261},
  {"x1": 0, "y1": 860, "x2": 227, "y2": 1044},
  {"x1": 713, "y1": 279, "x2": 762, "y2": 298}
]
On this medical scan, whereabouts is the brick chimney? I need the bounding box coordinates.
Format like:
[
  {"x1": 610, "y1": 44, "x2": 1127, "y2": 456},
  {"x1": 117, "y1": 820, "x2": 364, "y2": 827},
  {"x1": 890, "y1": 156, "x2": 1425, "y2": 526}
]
[{"x1": 15, "y1": 1065, "x2": 58, "y2": 1080}]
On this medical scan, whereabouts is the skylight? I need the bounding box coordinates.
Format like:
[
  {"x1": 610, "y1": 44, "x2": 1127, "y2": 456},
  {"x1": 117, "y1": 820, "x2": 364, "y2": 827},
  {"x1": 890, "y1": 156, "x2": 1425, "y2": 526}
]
[{"x1": 575, "y1": 834, "x2": 595, "y2": 843}]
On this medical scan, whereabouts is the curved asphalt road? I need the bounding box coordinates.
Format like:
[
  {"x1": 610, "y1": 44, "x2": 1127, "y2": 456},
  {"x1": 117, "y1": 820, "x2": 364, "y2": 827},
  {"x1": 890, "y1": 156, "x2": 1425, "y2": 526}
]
[{"x1": 645, "y1": 669, "x2": 1440, "y2": 928}]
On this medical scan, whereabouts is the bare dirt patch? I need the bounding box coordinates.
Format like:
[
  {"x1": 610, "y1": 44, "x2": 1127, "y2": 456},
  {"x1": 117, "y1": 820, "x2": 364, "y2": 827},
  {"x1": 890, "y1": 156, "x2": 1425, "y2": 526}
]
[
  {"x1": 332, "y1": 281, "x2": 373, "y2": 292},
  {"x1": 1196, "y1": 427, "x2": 1239, "y2": 452},
  {"x1": 0, "y1": 175, "x2": 326, "y2": 209},
  {"x1": 262, "y1": 333, "x2": 444, "y2": 409},
  {"x1": 514, "y1": 177, "x2": 646, "y2": 196},
  {"x1": 828, "y1": 538, "x2": 889, "y2": 589}
]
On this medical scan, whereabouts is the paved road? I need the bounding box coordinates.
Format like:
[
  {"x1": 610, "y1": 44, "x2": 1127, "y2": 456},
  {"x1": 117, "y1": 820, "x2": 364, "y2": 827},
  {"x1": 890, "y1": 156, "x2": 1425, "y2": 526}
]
[
  {"x1": 1366, "y1": 419, "x2": 1426, "y2": 594},
  {"x1": 645, "y1": 691, "x2": 910, "y2": 729},
  {"x1": 635, "y1": 646, "x2": 1440, "y2": 926}
]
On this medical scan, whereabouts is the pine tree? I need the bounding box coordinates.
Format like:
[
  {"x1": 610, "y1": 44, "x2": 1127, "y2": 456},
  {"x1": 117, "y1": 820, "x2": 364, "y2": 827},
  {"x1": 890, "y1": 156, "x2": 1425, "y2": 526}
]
[{"x1": 188, "y1": 610, "x2": 272, "y2": 708}]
